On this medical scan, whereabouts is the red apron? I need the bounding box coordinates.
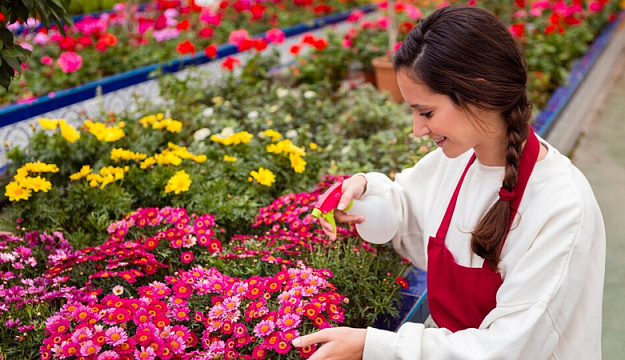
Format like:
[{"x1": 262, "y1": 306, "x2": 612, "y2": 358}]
[{"x1": 427, "y1": 129, "x2": 540, "y2": 332}]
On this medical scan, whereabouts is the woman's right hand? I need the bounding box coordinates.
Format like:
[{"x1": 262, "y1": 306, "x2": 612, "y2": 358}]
[{"x1": 318, "y1": 175, "x2": 368, "y2": 240}]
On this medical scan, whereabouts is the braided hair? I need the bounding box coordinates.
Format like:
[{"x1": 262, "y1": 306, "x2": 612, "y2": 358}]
[{"x1": 393, "y1": 5, "x2": 532, "y2": 269}]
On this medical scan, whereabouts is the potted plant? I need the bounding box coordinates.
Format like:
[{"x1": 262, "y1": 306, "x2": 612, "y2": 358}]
[{"x1": 371, "y1": 0, "x2": 404, "y2": 103}]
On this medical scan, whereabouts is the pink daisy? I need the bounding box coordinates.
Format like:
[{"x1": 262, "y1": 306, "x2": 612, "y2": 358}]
[
  {"x1": 105, "y1": 326, "x2": 128, "y2": 346},
  {"x1": 253, "y1": 319, "x2": 275, "y2": 338},
  {"x1": 134, "y1": 345, "x2": 156, "y2": 360},
  {"x1": 80, "y1": 340, "x2": 101, "y2": 356},
  {"x1": 277, "y1": 313, "x2": 301, "y2": 331},
  {"x1": 181, "y1": 251, "x2": 194, "y2": 264},
  {"x1": 98, "y1": 350, "x2": 120, "y2": 360}
]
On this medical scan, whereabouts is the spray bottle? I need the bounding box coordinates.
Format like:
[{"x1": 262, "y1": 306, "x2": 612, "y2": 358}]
[{"x1": 311, "y1": 181, "x2": 399, "y2": 244}]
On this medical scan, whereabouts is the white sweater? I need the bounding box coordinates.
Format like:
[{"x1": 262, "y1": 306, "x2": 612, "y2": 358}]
[{"x1": 360, "y1": 139, "x2": 605, "y2": 360}]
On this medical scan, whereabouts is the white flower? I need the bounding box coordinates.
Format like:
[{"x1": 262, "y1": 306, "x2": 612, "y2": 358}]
[
  {"x1": 284, "y1": 114, "x2": 292, "y2": 123},
  {"x1": 286, "y1": 130, "x2": 298, "y2": 139},
  {"x1": 276, "y1": 88, "x2": 289, "y2": 98},
  {"x1": 195, "y1": 0, "x2": 218, "y2": 6},
  {"x1": 112, "y1": 285, "x2": 124, "y2": 295},
  {"x1": 220, "y1": 127, "x2": 235, "y2": 137},
  {"x1": 248, "y1": 111, "x2": 259, "y2": 120},
  {"x1": 203, "y1": 107, "x2": 214, "y2": 117},
  {"x1": 194, "y1": 128, "x2": 211, "y2": 142},
  {"x1": 341, "y1": 145, "x2": 352, "y2": 154},
  {"x1": 303, "y1": 90, "x2": 316, "y2": 99}
]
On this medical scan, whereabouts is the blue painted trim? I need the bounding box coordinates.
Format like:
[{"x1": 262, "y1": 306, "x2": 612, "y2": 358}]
[
  {"x1": 1, "y1": 4, "x2": 376, "y2": 125},
  {"x1": 533, "y1": 10, "x2": 625, "y2": 137},
  {"x1": 401, "y1": 289, "x2": 428, "y2": 326}
]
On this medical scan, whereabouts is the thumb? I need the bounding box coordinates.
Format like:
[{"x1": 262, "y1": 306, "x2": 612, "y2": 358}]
[{"x1": 292, "y1": 329, "x2": 331, "y2": 348}]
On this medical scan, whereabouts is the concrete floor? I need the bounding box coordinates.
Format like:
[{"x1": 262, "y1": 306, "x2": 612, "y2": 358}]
[{"x1": 570, "y1": 57, "x2": 625, "y2": 360}]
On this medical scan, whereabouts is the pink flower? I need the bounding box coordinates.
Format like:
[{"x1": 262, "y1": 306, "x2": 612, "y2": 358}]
[
  {"x1": 33, "y1": 32, "x2": 50, "y2": 45},
  {"x1": 105, "y1": 326, "x2": 128, "y2": 346},
  {"x1": 254, "y1": 319, "x2": 275, "y2": 337},
  {"x1": 97, "y1": 350, "x2": 120, "y2": 360},
  {"x1": 200, "y1": 9, "x2": 222, "y2": 26},
  {"x1": 347, "y1": 9, "x2": 365, "y2": 22},
  {"x1": 405, "y1": 5, "x2": 423, "y2": 20},
  {"x1": 277, "y1": 313, "x2": 301, "y2": 330},
  {"x1": 265, "y1": 28, "x2": 285, "y2": 44},
  {"x1": 588, "y1": 1, "x2": 603, "y2": 12},
  {"x1": 41, "y1": 55, "x2": 53, "y2": 65},
  {"x1": 56, "y1": 52, "x2": 83, "y2": 73},
  {"x1": 80, "y1": 340, "x2": 101, "y2": 356},
  {"x1": 134, "y1": 346, "x2": 156, "y2": 360},
  {"x1": 228, "y1": 29, "x2": 249, "y2": 46},
  {"x1": 181, "y1": 251, "x2": 194, "y2": 264}
]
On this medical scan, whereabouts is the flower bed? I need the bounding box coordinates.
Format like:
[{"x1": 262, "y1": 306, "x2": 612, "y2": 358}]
[
  {"x1": 0, "y1": 0, "x2": 623, "y2": 358},
  {"x1": 0, "y1": 0, "x2": 368, "y2": 107}
]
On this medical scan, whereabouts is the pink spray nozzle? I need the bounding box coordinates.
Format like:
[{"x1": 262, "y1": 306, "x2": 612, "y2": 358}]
[{"x1": 313, "y1": 181, "x2": 343, "y2": 214}]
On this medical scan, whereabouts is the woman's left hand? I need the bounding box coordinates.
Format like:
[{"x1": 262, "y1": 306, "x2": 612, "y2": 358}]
[{"x1": 292, "y1": 327, "x2": 367, "y2": 360}]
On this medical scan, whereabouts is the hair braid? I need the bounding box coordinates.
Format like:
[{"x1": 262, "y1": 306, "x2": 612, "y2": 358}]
[{"x1": 471, "y1": 98, "x2": 530, "y2": 269}]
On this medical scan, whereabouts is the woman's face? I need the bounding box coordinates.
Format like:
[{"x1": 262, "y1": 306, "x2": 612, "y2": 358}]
[{"x1": 396, "y1": 69, "x2": 507, "y2": 164}]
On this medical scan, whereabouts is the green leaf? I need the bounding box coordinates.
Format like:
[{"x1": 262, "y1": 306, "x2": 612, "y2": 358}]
[{"x1": 0, "y1": 27, "x2": 14, "y2": 46}]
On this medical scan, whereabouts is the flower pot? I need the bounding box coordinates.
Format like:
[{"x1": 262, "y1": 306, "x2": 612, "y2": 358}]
[{"x1": 372, "y1": 56, "x2": 403, "y2": 103}]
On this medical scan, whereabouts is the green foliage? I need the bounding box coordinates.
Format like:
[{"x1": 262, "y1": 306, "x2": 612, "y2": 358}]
[{"x1": 0, "y1": 0, "x2": 72, "y2": 90}]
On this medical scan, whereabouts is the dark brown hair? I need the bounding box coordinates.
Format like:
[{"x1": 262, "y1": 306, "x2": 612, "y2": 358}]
[{"x1": 393, "y1": 5, "x2": 531, "y2": 269}]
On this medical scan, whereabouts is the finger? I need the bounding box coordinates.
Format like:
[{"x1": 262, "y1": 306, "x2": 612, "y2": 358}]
[
  {"x1": 318, "y1": 218, "x2": 336, "y2": 239},
  {"x1": 334, "y1": 210, "x2": 365, "y2": 224},
  {"x1": 292, "y1": 329, "x2": 332, "y2": 348}
]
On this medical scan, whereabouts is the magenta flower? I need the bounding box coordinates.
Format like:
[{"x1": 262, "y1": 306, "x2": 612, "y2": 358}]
[
  {"x1": 134, "y1": 345, "x2": 156, "y2": 360},
  {"x1": 277, "y1": 313, "x2": 301, "y2": 331},
  {"x1": 97, "y1": 350, "x2": 120, "y2": 360},
  {"x1": 56, "y1": 51, "x2": 83, "y2": 73},
  {"x1": 181, "y1": 251, "x2": 194, "y2": 264},
  {"x1": 265, "y1": 28, "x2": 285, "y2": 44}
]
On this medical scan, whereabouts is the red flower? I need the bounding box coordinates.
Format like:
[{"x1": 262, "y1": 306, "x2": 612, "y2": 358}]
[
  {"x1": 395, "y1": 276, "x2": 409, "y2": 289},
  {"x1": 289, "y1": 44, "x2": 301, "y2": 55},
  {"x1": 58, "y1": 36, "x2": 76, "y2": 51},
  {"x1": 176, "y1": 40, "x2": 196, "y2": 55},
  {"x1": 314, "y1": 4, "x2": 332, "y2": 13},
  {"x1": 250, "y1": 4, "x2": 266, "y2": 19},
  {"x1": 219, "y1": 1, "x2": 229, "y2": 9},
  {"x1": 176, "y1": 19, "x2": 190, "y2": 30},
  {"x1": 204, "y1": 44, "x2": 218, "y2": 58},
  {"x1": 237, "y1": 38, "x2": 253, "y2": 52},
  {"x1": 198, "y1": 27, "x2": 214, "y2": 38},
  {"x1": 233, "y1": 1, "x2": 247, "y2": 12},
  {"x1": 0, "y1": 12, "x2": 5, "y2": 23},
  {"x1": 515, "y1": 0, "x2": 525, "y2": 7},
  {"x1": 154, "y1": 14, "x2": 168, "y2": 30},
  {"x1": 221, "y1": 56, "x2": 241, "y2": 71},
  {"x1": 99, "y1": 33, "x2": 118, "y2": 46},
  {"x1": 253, "y1": 38, "x2": 268, "y2": 52},
  {"x1": 299, "y1": 344, "x2": 317, "y2": 359},
  {"x1": 301, "y1": 33, "x2": 316, "y2": 46},
  {"x1": 509, "y1": 23, "x2": 525, "y2": 38},
  {"x1": 157, "y1": 0, "x2": 181, "y2": 10},
  {"x1": 77, "y1": 36, "x2": 93, "y2": 47},
  {"x1": 312, "y1": 38, "x2": 328, "y2": 51}
]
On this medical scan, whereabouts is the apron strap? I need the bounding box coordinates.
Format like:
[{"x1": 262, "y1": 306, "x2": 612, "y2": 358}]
[{"x1": 435, "y1": 153, "x2": 476, "y2": 240}]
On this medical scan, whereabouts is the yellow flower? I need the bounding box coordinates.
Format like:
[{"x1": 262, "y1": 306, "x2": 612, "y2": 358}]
[
  {"x1": 20, "y1": 161, "x2": 59, "y2": 174},
  {"x1": 141, "y1": 115, "x2": 182, "y2": 133},
  {"x1": 59, "y1": 120, "x2": 80, "y2": 143},
  {"x1": 289, "y1": 154, "x2": 307, "y2": 174},
  {"x1": 193, "y1": 155, "x2": 207, "y2": 163},
  {"x1": 140, "y1": 157, "x2": 156, "y2": 169},
  {"x1": 165, "y1": 170, "x2": 191, "y2": 194},
  {"x1": 70, "y1": 165, "x2": 93, "y2": 181},
  {"x1": 84, "y1": 120, "x2": 125, "y2": 142},
  {"x1": 5, "y1": 181, "x2": 32, "y2": 202},
  {"x1": 266, "y1": 139, "x2": 305, "y2": 157},
  {"x1": 155, "y1": 152, "x2": 182, "y2": 166},
  {"x1": 223, "y1": 155, "x2": 237, "y2": 162},
  {"x1": 250, "y1": 167, "x2": 275, "y2": 187},
  {"x1": 111, "y1": 148, "x2": 148, "y2": 162},
  {"x1": 309, "y1": 142, "x2": 318, "y2": 150},
  {"x1": 262, "y1": 129, "x2": 282, "y2": 142},
  {"x1": 38, "y1": 118, "x2": 59, "y2": 130},
  {"x1": 211, "y1": 131, "x2": 253, "y2": 146},
  {"x1": 21, "y1": 176, "x2": 52, "y2": 193}
]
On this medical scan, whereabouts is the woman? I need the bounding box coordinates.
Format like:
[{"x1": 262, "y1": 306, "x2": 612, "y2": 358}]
[{"x1": 292, "y1": 5, "x2": 605, "y2": 360}]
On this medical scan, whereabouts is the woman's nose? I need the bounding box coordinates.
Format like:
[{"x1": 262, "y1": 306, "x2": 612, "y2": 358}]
[{"x1": 413, "y1": 121, "x2": 430, "y2": 138}]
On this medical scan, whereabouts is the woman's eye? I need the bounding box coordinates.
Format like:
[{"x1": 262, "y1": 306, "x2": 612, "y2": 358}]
[{"x1": 420, "y1": 111, "x2": 433, "y2": 118}]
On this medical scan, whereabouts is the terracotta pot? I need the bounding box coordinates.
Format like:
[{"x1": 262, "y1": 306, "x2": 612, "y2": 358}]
[{"x1": 372, "y1": 56, "x2": 403, "y2": 103}]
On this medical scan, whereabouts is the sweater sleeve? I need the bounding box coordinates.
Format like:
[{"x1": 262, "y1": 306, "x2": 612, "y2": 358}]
[{"x1": 362, "y1": 168, "x2": 604, "y2": 360}]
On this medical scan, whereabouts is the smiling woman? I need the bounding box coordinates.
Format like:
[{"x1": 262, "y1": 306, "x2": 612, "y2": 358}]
[{"x1": 303, "y1": 5, "x2": 605, "y2": 360}]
